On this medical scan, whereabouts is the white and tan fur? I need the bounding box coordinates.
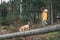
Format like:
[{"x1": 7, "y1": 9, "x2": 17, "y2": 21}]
[
  {"x1": 19, "y1": 22, "x2": 32, "y2": 40},
  {"x1": 19, "y1": 22, "x2": 30, "y2": 31}
]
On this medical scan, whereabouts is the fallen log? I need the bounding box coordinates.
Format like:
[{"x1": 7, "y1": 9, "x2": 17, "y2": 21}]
[{"x1": 0, "y1": 24, "x2": 60, "y2": 39}]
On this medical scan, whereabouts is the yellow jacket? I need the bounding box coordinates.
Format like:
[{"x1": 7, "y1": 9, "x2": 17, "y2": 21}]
[{"x1": 41, "y1": 11, "x2": 48, "y2": 21}]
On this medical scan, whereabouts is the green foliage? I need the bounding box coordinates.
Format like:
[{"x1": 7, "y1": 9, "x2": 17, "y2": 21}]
[
  {"x1": 23, "y1": 0, "x2": 47, "y2": 19},
  {"x1": 53, "y1": 0, "x2": 60, "y2": 11},
  {"x1": 31, "y1": 0, "x2": 47, "y2": 7},
  {"x1": 48, "y1": 32, "x2": 60, "y2": 40},
  {"x1": 0, "y1": 2, "x2": 8, "y2": 25},
  {"x1": 0, "y1": 0, "x2": 47, "y2": 25},
  {"x1": 1, "y1": 3, "x2": 8, "y2": 17}
]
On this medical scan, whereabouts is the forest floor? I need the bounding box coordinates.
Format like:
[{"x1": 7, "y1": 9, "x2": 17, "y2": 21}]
[{"x1": 0, "y1": 19, "x2": 60, "y2": 40}]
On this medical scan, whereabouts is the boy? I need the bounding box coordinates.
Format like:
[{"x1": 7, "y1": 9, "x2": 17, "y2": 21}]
[{"x1": 41, "y1": 9, "x2": 48, "y2": 27}]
